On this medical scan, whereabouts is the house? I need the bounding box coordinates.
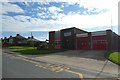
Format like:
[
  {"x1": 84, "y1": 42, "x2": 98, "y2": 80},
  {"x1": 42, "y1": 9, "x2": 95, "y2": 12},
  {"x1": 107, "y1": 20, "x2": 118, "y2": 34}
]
[
  {"x1": 9, "y1": 36, "x2": 13, "y2": 44},
  {"x1": 2, "y1": 33, "x2": 48, "y2": 47},
  {"x1": 27, "y1": 36, "x2": 41, "y2": 46},
  {"x1": 2, "y1": 34, "x2": 28, "y2": 46},
  {"x1": 2, "y1": 37, "x2": 9, "y2": 47},
  {"x1": 8, "y1": 34, "x2": 28, "y2": 46}
]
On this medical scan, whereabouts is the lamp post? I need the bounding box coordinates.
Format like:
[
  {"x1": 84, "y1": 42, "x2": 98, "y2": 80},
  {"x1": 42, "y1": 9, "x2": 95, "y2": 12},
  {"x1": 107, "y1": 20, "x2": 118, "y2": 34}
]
[
  {"x1": 31, "y1": 32, "x2": 35, "y2": 49},
  {"x1": 111, "y1": 12, "x2": 113, "y2": 51}
]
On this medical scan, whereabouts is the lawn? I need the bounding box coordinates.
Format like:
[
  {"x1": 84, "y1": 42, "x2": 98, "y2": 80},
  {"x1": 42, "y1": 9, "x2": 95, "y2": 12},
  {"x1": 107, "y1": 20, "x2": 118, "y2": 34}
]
[
  {"x1": 7, "y1": 46, "x2": 66, "y2": 55},
  {"x1": 106, "y1": 52, "x2": 120, "y2": 65}
]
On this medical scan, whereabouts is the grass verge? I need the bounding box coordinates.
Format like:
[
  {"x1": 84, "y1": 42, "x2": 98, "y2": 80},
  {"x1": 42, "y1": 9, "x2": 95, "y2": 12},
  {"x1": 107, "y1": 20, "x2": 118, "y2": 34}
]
[
  {"x1": 106, "y1": 52, "x2": 120, "y2": 65},
  {"x1": 6, "y1": 46, "x2": 66, "y2": 55}
]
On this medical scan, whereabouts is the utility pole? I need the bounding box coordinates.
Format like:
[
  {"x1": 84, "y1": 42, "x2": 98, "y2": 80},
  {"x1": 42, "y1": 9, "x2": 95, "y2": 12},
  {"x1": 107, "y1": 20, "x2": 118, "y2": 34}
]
[
  {"x1": 111, "y1": 12, "x2": 113, "y2": 51},
  {"x1": 111, "y1": 13, "x2": 113, "y2": 32},
  {"x1": 31, "y1": 32, "x2": 34, "y2": 49}
]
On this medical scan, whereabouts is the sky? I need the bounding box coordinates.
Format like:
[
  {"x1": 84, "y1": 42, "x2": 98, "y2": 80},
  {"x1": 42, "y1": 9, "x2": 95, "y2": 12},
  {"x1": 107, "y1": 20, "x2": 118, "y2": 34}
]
[{"x1": 1, "y1": 0, "x2": 120, "y2": 41}]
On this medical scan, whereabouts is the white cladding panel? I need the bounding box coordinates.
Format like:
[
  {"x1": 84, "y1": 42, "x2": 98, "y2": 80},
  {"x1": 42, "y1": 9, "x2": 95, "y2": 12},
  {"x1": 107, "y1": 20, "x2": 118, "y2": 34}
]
[
  {"x1": 64, "y1": 32, "x2": 71, "y2": 37},
  {"x1": 55, "y1": 31, "x2": 60, "y2": 37},
  {"x1": 76, "y1": 33, "x2": 88, "y2": 37},
  {"x1": 91, "y1": 31, "x2": 106, "y2": 36}
]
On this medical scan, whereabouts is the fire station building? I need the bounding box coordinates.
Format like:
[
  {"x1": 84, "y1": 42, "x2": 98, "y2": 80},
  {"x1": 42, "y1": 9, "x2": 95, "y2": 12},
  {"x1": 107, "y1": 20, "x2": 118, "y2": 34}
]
[{"x1": 49, "y1": 27, "x2": 119, "y2": 51}]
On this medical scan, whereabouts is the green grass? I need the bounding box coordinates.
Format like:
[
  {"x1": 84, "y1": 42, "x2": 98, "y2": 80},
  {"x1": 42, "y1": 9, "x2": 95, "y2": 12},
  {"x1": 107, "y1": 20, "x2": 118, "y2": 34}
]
[
  {"x1": 106, "y1": 52, "x2": 120, "y2": 65},
  {"x1": 8, "y1": 46, "x2": 34, "y2": 50},
  {"x1": 6, "y1": 46, "x2": 66, "y2": 55}
]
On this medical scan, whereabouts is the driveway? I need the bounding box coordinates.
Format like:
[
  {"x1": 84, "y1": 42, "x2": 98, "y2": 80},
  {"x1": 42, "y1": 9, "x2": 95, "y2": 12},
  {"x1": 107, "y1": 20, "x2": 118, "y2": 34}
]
[
  {"x1": 34, "y1": 50, "x2": 118, "y2": 75},
  {"x1": 52, "y1": 50, "x2": 107, "y2": 61}
]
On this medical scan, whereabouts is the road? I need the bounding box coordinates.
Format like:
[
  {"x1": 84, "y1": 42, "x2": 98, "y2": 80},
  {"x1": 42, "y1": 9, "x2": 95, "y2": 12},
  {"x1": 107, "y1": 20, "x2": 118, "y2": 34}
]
[
  {"x1": 2, "y1": 53, "x2": 79, "y2": 78},
  {"x1": 2, "y1": 51, "x2": 118, "y2": 79}
]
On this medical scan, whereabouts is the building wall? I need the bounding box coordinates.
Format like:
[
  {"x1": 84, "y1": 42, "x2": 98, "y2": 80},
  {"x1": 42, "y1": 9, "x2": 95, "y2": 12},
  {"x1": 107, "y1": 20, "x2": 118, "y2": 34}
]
[
  {"x1": 106, "y1": 30, "x2": 112, "y2": 51},
  {"x1": 55, "y1": 31, "x2": 61, "y2": 49},
  {"x1": 111, "y1": 32, "x2": 119, "y2": 51},
  {"x1": 106, "y1": 30, "x2": 119, "y2": 51},
  {"x1": 76, "y1": 30, "x2": 119, "y2": 51},
  {"x1": 49, "y1": 27, "x2": 119, "y2": 51},
  {"x1": 117, "y1": 35, "x2": 120, "y2": 51},
  {"x1": 61, "y1": 27, "x2": 87, "y2": 49},
  {"x1": 49, "y1": 31, "x2": 55, "y2": 48},
  {"x1": 61, "y1": 28, "x2": 75, "y2": 49},
  {"x1": 76, "y1": 30, "x2": 108, "y2": 50}
]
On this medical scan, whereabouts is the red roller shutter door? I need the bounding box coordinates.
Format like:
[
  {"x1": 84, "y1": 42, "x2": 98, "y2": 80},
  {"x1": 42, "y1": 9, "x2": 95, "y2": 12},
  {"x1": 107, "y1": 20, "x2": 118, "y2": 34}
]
[
  {"x1": 77, "y1": 37, "x2": 89, "y2": 50},
  {"x1": 92, "y1": 36, "x2": 107, "y2": 50}
]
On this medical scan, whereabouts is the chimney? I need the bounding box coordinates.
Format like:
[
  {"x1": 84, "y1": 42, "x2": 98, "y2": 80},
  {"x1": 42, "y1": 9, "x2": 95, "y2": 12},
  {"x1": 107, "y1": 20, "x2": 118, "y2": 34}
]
[
  {"x1": 4, "y1": 37, "x2": 7, "y2": 39},
  {"x1": 10, "y1": 35, "x2": 12, "y2": 38},
  {"x1": 16, "y1": 34, "x2": 20, "y2": 36},
  {"x1": 31, "y1": 36, "x2": 34, "y2": 39},
  {"x1": 28, "y1": 37, "x2": 30, "y2": 39}
]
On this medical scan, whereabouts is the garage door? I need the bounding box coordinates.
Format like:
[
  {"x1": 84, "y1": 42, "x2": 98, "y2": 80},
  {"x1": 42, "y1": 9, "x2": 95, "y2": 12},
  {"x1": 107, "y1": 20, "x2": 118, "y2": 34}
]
[
  {"x1": 77, "y1": 37, "x2": 90, "y2": 50},
  {"x1": 92, "y1": 36, "x2": 107, "y2": 50}
]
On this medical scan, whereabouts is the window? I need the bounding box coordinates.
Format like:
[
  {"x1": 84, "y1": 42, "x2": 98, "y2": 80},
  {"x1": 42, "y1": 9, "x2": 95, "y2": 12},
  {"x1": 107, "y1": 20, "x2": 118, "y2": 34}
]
[
  {"x1": 64, "y1": 32, "x2": 71, "y2": 37},
  {"x1": 93, "y1": 40, "x2": 107, "y2": 44}
]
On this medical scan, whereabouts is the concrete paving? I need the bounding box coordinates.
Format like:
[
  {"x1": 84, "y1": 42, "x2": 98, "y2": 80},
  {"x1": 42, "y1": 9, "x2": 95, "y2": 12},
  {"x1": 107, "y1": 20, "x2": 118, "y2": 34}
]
[{"x1": 34, "y1": 50, "x2": 119, "y2": 75}]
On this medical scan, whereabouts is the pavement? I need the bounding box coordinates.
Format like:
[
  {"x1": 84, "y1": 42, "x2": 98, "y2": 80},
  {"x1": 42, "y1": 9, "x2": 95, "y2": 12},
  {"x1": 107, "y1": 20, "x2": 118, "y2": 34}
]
[{"x1": 2, "y1": 49, "x2": 119, "y2": 78}]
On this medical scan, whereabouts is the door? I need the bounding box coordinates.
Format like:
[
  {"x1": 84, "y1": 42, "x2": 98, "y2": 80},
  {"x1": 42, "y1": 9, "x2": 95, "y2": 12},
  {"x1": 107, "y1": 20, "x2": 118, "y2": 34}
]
[
  {"x1": 77, "y1": 37, "x2": 89, "y2": 50},
  {"x1": 92, "y1": 36, "x2": 107, "y2": 50}
]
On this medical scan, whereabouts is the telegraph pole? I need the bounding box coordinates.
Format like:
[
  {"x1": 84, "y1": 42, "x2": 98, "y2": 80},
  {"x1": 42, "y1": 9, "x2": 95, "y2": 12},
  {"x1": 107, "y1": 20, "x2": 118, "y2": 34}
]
[
  {"x1": 31, "y1": 32, "x2": 34, "y2": 49},
  {"x1": 111, "y1": 12, "x2": 113, "y2": 51}
]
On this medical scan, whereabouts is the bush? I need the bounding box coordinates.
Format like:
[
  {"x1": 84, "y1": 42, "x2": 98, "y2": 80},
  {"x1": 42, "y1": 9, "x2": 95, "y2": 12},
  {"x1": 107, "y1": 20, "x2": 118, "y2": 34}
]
[
  {"x1": 106, "y1": 52, "x2": 120, "y2": 65},
  {"x1": 37, "y1": 45, "x2": 46, "y2": 50}
]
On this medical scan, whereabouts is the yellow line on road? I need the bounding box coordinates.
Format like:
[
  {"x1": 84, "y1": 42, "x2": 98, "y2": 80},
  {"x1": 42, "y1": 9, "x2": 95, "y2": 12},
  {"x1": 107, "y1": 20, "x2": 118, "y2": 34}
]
[{"x1": 65, "y1": 69, "x2": 83, "y2": 80}]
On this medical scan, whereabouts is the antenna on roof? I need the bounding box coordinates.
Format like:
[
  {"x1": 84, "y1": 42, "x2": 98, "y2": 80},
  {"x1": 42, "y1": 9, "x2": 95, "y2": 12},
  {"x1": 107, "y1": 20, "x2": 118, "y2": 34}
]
[
  {"x1": 31, "y1": 32, "x2": 32, "y2": 37},
  {"x1": 111, "y1": 13, "x2": 113, "y2": 31},
  {"x1": 111, "y1": 12, "x2": 113, "y2": 51}
]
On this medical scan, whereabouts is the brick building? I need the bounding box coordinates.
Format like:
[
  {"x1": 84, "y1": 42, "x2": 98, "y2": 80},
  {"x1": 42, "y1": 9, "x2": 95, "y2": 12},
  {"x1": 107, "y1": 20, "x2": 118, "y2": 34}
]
[
  {"x1": 49, "y1": 27, "x2": 120, "y2": 51},
  {"x1": 2, "y1": 34, "x2": 42, "y2": 47}
]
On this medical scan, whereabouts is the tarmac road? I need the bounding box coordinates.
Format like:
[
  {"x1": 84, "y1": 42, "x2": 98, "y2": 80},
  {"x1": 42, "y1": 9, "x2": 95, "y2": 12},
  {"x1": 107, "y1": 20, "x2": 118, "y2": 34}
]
[{"x1": 2, "y1": 52, "x2": 79, "y2": 78}]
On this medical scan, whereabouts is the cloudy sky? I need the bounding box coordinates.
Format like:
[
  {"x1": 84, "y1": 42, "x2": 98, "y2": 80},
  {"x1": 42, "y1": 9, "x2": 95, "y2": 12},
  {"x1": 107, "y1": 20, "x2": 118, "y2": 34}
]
[{"x1": 1, "y1": 0, "x2": 120, "y2": 40}]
